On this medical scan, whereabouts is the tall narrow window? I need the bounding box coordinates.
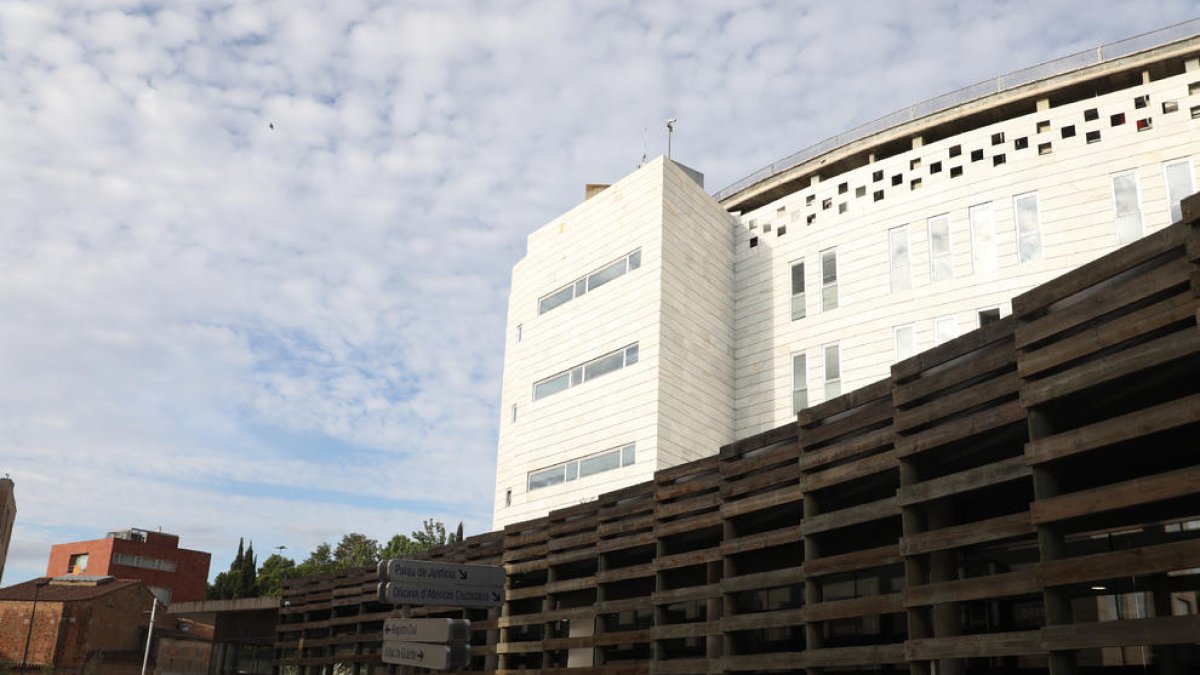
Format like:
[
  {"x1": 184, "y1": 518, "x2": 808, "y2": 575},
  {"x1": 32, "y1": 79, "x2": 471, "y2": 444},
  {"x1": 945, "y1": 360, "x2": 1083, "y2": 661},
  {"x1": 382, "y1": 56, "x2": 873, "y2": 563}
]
[
  {"x1": 821, "y1": 249, "x2": 838, "y2": 311},
  {"x1": 934, "y1": 316, "x2": 958, "y2": 345},
  {"x1": 824, "y1": 344, "x2": 841, "y2": 400},
  {"x1": 969, "y1": 202, "x2": 997, "y2": 276},
  {"x1": 505, "y1": 489, "x2": 512, "y2": 507},
  {"x1": 792, "y1": 353, "x2": 808, "y2": 414},
  {"x1": 1013, "y1": 192, "x2": 1042, "y2": 263},
  {"x1": 516, "y1": 324, "x2": 522, "y2": 342},
  {"x1": 790, "y1": 261, "x2": 806, "y2": 321},
  {"x1": 889, "y1": 226, "x2": 911, "y2": 291},
  {"x1": 894, "y1": 325, "x2": 916, "y2": 362},
  {"x1": 1112, "y1": 171, "x2": 1144, "y2": 244},
  {"x1": 1163, "y1": 159, "x2": 1194, "y2": 224},
  {"x1": 511, "y1": 404, "x2": 517, "y2": 423},
  {"x1": 927, "y1": 214, "x2": 952, "y2": 282}
]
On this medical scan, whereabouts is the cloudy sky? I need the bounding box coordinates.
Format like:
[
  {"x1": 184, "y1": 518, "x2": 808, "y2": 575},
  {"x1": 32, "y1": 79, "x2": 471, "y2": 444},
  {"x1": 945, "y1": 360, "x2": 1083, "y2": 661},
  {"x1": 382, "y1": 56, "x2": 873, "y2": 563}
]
[{"x1": 2, "y1": 0, "x2": 1198, "y2": 584}]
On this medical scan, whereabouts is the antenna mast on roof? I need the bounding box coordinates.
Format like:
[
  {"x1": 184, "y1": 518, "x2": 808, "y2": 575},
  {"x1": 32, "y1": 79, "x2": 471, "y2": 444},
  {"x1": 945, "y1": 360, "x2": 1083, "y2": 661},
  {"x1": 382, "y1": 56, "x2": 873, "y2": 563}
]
[{"x1": 666, "y1": 118, "x2": 677, "y2": 159}]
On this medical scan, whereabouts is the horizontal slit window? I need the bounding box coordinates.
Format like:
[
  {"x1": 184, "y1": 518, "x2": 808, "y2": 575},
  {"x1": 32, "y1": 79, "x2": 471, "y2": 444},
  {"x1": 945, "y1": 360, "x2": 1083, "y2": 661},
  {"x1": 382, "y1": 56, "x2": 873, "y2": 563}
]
[
  {"x1": 538, "y1": 250, "x2": 642, "y2": 315},
  {"x1": 532, "y1": 344, "x2": 640, "y2": 401}
]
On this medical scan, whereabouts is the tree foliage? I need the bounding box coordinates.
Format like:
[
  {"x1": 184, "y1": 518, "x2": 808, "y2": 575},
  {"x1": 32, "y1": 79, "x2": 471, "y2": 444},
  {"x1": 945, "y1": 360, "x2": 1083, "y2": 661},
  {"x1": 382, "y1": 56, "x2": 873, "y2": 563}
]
[
  {"x1": 210, "y1": 520, "x2": 467, "y2": 597},
  {"x1": 207, "y1": 537, "x2": 260, "y2": 600}
]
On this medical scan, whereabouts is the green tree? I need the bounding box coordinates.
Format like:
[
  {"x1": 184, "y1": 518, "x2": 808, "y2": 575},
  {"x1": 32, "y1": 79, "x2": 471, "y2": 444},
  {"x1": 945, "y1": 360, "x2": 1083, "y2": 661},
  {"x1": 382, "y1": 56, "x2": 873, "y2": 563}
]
[
  {"x1": 453, "y1": 521, "x2": 464, "y2": 544},
  {"x1": 257, "y1": 553, "x2": 297, "y2": 597},
  {"x1": 207, "y1": 537, "x2": 259, "y2": 600},
  {"x1": 239, "y1": 541, "x2": 259, "y2": 597},
  {"x1": 297, "y1": 542, "x2": 336, "y2": 577},
  {"x1": 333, "y1": 532, "x2": 380, "y2": 568},
  {"x1": 380, "y1": 533, "x2": 423, "y2": 559},
  {"x1": 411, "y1": 519, "x2": 448, "y2": 548}
]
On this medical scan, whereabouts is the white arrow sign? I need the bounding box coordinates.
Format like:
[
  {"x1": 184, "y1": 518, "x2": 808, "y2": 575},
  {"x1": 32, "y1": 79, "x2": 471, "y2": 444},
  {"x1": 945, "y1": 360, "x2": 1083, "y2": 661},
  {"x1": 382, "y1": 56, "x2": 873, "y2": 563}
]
[
  {"x1": 378, "y1": 581, "x2": 504, "y2": 608},
  {"x1": 381, "y1": 641, "x2": 470, "y2": 670},
  {"x1": 382, "y1": 618, "x2": 471, "y2": 644}
]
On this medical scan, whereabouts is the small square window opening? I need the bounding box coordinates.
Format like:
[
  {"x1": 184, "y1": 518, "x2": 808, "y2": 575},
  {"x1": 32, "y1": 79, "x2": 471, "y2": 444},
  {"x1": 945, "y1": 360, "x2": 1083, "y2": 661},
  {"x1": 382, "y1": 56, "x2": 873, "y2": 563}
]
[
  {"x1": 970, "y1": 149, "x2": 984, "y2": 162},
  {"x1": 992, "y1": 154, "x2": 1006, "y2": 166},
  {"x1": 891, "y1": 174, "x2": 902, "y2": 186},
  {"x1": 873, "y1": 190, "x2": 885, "y2": 202},
  {"x1": 1086, "y1": 130, "x2": 1101, "y2": 144},
  {"x1": 1137, "y1": 118, "x2": 1153, "y2": 131},
  {"x1": 930, "y1": 161, "x2": 943, "y2": 174},
  {"x1": 910, "y1": 178, "x2": 922, "y2": 189},
  {"x1": 1134, "y1": 94, "x2": 1149, "y2": 109},
  {"x1": 1061, "y1": 125, "x2": 1076, "y2": 139},
  {"x1": 1111, "y1": 112, "x2": 1126, "y2": 126},
  {"x1": 1084, "y1": 108, "x2": 1099, "y2": 122},
  {"x1": 1014, "y1": 137, "x2": 1029, "y2": 150},
  {"x1": 1163, "y1": 100, "x2": 1179, "y2": 114},
  {"x1": 1038, "y1": 142, "x2": 1052, "y2": 155},
  {"x1": 873, "y1": 170, "x2": 884, "y2": 182},
  {"x1": 1037, "y1": 120, "x2": 1051, "y2": 133},
  {"x1": 949, "y1": 145, "x2": 962, "y2": 157},
  {"x1": 991, "y1": 132, "x2": 1005, "y2": 145},
  {"x1": 950, "y1": 166, "x2": 963, "y2": 178},
  {"x1": 749, "y1": 236, "x2": 758, "y2": 248}
]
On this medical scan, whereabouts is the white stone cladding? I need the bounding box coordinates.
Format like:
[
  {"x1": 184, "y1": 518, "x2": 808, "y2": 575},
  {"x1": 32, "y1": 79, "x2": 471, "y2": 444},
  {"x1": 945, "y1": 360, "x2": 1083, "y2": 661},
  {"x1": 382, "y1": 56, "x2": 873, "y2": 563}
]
[
  {"x1": 493, "y1": 38, "x2": 1200, "y2": 528},
  {"x1": 731, "y1": 58, "x2": 1200, "y2": 438},
  {"x1": 493, "y1": 158, "x2": 735, "y2": 529}
]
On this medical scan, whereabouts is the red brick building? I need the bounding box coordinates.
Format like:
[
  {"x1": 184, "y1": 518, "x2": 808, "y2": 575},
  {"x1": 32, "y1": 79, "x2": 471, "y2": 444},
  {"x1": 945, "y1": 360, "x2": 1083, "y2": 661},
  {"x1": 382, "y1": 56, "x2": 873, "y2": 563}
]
[
  {"x1": 47, "y1": 529, "x2": 211, "y2": 604},
  {"x1": 0, "y1": 575, "x2": 155, "y2": 674}
]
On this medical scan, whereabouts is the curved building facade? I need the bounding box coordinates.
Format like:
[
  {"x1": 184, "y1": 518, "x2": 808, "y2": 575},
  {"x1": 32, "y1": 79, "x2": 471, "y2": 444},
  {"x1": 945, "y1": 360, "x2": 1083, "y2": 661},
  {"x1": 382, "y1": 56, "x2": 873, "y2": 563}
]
[{"x1": 493, "y1": 24, "x2": 1200, "y2": 529}]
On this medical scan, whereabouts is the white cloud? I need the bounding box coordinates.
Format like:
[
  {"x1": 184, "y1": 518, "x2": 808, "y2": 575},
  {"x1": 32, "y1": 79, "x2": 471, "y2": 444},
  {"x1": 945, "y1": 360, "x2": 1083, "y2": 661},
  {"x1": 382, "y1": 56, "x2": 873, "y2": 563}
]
[{"x1": 2, "y1": 0, "x2": 1197, "y2": 584}]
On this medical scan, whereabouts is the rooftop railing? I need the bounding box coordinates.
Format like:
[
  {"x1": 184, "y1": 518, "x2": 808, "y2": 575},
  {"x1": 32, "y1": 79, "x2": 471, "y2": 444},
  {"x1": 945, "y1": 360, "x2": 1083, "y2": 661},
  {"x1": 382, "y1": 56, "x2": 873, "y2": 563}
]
[{"x1": 713, "y1": 18, "x2": 1200, "y2": 204}]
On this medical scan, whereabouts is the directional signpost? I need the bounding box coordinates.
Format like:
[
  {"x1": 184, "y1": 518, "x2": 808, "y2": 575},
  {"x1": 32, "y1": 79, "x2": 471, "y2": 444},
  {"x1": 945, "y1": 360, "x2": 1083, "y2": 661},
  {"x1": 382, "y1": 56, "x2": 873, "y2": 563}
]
[
  {"x1": 377, "y1": 559, "x2": 505, "y2": 609},
  {"x1": 382, "y1": 641, "x2": 470, "y2": 671},
  {"x1": 377, "y1": 559, "x2": 506, "y2": 671}
]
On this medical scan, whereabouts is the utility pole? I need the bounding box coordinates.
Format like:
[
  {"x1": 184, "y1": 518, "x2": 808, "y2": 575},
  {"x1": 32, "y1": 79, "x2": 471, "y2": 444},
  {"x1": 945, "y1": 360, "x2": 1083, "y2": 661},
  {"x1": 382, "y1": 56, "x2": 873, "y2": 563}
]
[{"x1": 19, "y1": 580, "x2": 46, "y2": 672}]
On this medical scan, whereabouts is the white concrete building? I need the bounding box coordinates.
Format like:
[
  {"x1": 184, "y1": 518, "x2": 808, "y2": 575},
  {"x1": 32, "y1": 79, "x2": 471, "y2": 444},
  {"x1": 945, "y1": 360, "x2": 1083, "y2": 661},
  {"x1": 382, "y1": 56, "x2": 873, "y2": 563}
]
[{"x1": 493, "y1": 23, "x2": 1200, "y2": 529}]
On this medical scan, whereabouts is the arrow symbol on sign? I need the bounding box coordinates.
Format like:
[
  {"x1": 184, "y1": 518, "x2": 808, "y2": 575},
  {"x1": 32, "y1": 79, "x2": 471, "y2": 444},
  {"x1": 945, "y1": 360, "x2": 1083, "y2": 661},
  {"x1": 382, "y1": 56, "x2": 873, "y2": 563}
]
[
  {"x1": 459, "y1": 570, "x2": 468, "y2": 580},
  {"x1": 492, "y1": 591, "x2": 502, "y2": 602},
  {"x1": 417, "y1": 650, "x2": 424, "y2": 660}
]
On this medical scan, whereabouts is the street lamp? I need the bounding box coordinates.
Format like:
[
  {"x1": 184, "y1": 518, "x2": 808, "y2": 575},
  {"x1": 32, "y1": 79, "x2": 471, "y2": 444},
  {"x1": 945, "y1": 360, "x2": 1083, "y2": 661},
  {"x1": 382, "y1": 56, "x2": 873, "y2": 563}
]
[
  {"x1": 140, "y1": 595, "x2": 162, "y2": 675},
  {"x1": 20, "y1": 579, "x2": 49, "y2": 672}
]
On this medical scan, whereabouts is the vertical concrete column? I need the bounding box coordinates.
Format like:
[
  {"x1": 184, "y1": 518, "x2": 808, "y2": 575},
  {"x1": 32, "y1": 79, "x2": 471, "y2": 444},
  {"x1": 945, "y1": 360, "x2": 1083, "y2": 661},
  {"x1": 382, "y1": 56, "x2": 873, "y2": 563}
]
[{"x1": 899, "y1": 459, "x2": 932, "y2": 675}]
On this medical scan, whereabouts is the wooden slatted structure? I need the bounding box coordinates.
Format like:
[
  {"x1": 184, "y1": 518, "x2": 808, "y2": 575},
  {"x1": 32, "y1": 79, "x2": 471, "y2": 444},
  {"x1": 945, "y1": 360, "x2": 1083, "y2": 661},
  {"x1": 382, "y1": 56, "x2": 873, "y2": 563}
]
[
  {"x1": 799, "y1": 381, "x2": 906, "y2": 673},
  {"x1": 717, "y1": 422, "x2": 802, "y2": 675},
  {"x1": 278, "y1": 197, "x2": 1200, "y2": 675},
  {"x1": 1012, "y1": 196, "x2": 1200, "y2": 674}
]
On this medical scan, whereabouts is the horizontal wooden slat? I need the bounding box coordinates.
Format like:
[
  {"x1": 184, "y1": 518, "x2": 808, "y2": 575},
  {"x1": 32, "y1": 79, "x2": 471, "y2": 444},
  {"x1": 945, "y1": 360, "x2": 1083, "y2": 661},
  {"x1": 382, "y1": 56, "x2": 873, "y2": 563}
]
[
  {"x1": 899, "y1": 512, "x2": 1033, "y2": 556},
  {"x1": 801, "y1": 497, "x2": 898, "y2": 535},
  {"x1": 904, "y1": 630, "x2": 1044, "y2": 660},
  {"x1": 1040, "y1": 614, "x2": 1200, "y2": 650},
  {"x1": 1025, "y1": 392, "x2": 1200, "y2": 464},
  {"x1": 897, "y1": 455, "x2": 1030, "y2": 506},
  {"x1": 1030, "y1": 464, "x2": 1200, "y2": 525},
  {"x1": 1020, "y1": 329, "x2": 1200, "y2": 407}
]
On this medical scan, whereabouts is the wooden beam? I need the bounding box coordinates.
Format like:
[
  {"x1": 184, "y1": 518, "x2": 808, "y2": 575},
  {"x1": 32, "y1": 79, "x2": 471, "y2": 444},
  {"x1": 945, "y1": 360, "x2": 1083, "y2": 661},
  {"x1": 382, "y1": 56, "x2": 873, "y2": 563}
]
[
  {"x1": 1025, "y1": 392, "x2": 1200, "y2": 464},
  {"x1": 1020, "y1": 329, "x2": 1200, "y2": 407},
  {"x1": 1030, "y1": 464, "x2": 1200, "y2": 525},
  {"x1": 897, "y1": 455, "x2": 1030, "y2": 506}
]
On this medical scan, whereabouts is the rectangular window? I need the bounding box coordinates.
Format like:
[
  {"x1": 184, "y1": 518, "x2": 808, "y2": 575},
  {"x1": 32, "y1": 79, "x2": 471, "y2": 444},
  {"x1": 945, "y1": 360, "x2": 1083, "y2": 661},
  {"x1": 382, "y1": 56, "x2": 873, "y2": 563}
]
[
  {"x1": 68, "y1": 553, "x2": 89, "y2": 574},
  {"x1": 528, "y1": 443, "x2": 636, "y2": 491},
  {"x1": 1112, "y1": 171, "x2": 1144, "y2": 244},
  {"x1": 894, "y1": 325, "x2": 916, "y2": 362},
  {"x1": 505, "y1": 489, "x2": 512, "y2": 507},
  {"x1": 969, "y1": 202, "x2": 997, "y2": 276},
  {"x1": 528, "y1": 465, "x2": 566, "y2": 491},
  {"x1": 532, "y1": 344, "x2": 639, "y2": 401},
  {"x1": 511, "y1": 404, "x2": 517, "y2": 423},
  {"x1": 1013, "y1": 192, "x2": 1043, "y2": 263},
  {"x1": 1163, "y1": 159, "x2": 1194, "y2": 223},
  {"x1": 889, "y1": 226, "x2": 911, "y2": 292},
  {"x1": 821, "y1": 249, "x2": 838, "y2": 311},
  {"x1": 537, "y1": 250, "x2": 642, "y2": 315},
  {"x1": 934, "y1": 316, "x2": 958, "y2": 345},
  {"x1": 790, "y1": 261, "x2": 806, "y2": 321},
  {"x1": 516, "y1": 324, "x2": 522, "y2": 342},
  {"x1": 927, "y1": 214, "x2": 952, "y2": 282},
  {"x1": 824, "y1": 344, "x2": 841, "y2": 400},
  {"x1": 792, "y1": 354, "x2": 808, "y2": 414}
]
